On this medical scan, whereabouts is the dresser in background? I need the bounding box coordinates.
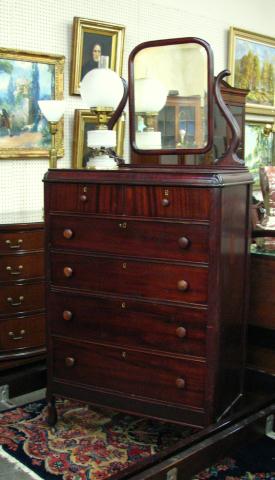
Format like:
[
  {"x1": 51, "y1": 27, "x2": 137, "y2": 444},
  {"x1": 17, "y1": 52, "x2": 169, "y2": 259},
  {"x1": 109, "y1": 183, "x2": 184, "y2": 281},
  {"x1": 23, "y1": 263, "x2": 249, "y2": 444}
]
[{"x1": 0, "y1": 212, "x2": 46, "y2": 397}]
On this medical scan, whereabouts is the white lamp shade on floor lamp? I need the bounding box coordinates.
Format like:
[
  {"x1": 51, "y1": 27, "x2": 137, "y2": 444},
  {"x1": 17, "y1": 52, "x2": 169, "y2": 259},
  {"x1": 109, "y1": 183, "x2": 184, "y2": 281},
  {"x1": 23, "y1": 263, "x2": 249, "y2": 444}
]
[{"x1": 38, "y1": 100, "x2": 65, "y2": 122}]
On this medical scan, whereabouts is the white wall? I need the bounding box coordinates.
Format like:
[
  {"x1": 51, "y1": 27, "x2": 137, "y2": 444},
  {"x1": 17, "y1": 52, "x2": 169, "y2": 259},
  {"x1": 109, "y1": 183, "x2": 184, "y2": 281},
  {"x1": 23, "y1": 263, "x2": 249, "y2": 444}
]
[{"x1": 1, "y1": 0, "x2": 275, "y2": 218}]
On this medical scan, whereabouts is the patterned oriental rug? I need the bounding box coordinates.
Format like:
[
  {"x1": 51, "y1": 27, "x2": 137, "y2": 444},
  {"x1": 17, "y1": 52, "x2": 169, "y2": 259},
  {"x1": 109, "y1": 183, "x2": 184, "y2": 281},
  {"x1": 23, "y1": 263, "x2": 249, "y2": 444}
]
[{"x1": 0, "y1": 398, "x2": 274, "y2": 480}]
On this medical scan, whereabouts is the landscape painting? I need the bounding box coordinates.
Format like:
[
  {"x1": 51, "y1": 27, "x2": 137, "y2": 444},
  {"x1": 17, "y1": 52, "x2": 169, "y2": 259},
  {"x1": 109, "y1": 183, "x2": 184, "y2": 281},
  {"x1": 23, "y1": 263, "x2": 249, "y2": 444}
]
[
  {"x1": 0, "y1": 48, "x2": 64, "y2": 158},
  {"x1": 229, "y1": 28, "x2": 275, "y2": 114},
  {"x1": 245, "y1": 122, "x2": 274, "y2": 186}
]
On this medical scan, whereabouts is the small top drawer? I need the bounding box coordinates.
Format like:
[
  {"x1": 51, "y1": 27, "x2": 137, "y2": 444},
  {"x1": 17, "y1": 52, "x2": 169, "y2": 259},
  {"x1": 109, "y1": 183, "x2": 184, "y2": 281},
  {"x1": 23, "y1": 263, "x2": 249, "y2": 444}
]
[
  {"x1": 48, "y1": 183, "x2": 124, "y2": 215},
  {"x1": 125, "y1": 186, "x2": 211, "y2": 220},
  {"x1": 50, "y1": 215, "x2": 209, "y2": 263},
  {"x1": 0, "y1": 230, "x2": 44, "y2": 253}
]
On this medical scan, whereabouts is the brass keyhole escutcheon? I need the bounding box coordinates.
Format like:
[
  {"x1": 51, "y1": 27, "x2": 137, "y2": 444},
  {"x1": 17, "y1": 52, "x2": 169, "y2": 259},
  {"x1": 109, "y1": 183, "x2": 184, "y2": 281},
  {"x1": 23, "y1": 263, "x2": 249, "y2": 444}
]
[
  {"x1": 121, "y1": 351, "x2": 127, "y2": 359},
  {"x1": 164, "y1": 189, "x2": 169, "y2": 196},
  {"x1": 121, "y1": 302, "x2": 126, "y2": 309},
  {"x1": 83, "y1": 186, "x2": 88, "y2": 193},
  {"x1": 122, "y1": 262, "x2": 127, "y2": 269}
]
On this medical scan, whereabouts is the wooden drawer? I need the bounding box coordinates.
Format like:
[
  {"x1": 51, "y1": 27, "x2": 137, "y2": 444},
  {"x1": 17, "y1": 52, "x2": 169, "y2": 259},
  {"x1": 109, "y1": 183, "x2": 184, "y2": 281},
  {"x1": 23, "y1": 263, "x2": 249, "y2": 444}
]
[
  {"x1": 50, "y1": 215, "x2": 209, "y2": 263},
  {"x1": 52, "y1": 338, "x2": 206, "y2": 409},
  {"x1": 48, "y1": 292, "x2": 207, "y2": 357},
  {"x1": 0, "y1": 283, "x2": 45, "y2": 316},
  {"x1": 0, "y1": 252, "x2": 44, "y2": 282},
  {"x1": 0, "y1": 313, "x2": 45, "y2": 351},
  {"x1": 0, "y1": 230, "x2": 44, "y2": 253},
  {"x1": 125, "y1": 186, "x2": 211, "y2": 219},
  {"x1": 51, "y1": 253, "x2": 208, "y2": 304},
  {"x1": 49, "y1": 183, "x2": 124, "y2": 215}
]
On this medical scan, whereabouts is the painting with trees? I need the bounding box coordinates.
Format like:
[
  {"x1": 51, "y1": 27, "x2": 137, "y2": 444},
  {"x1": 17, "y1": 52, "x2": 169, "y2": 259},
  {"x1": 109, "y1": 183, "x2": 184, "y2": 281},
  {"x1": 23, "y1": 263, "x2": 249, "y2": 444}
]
[
  {"x1": 229, "y1": 27, "x2": 275, "y2": 114},
  {"x1": 0, "y1": 48, "x2": 64, "y2": 158}
]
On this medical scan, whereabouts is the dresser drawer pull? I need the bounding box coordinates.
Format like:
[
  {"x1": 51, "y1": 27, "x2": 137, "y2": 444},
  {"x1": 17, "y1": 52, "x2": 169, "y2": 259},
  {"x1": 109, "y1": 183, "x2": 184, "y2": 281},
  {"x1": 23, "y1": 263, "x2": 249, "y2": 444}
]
[
  {"x1": 118, "y1": 222, "x2": 127, "y2": 229},
  {"x1": 122, "y1": 262, "x2": 127, "y2": 269},
  {"x1": 177, "y1": 280, "x2": 189, "y2": 292},
  {"x1": 5, "y1": 239, "x2": 23, "y2": 249},
  {"x1": 8, "y1": 330, "x2": 26, "y2": 340},
  {"x1": 80, "y1": 194, "x2": 87, "y2": 202},
  {"x1": 121, "y1": 351, "x2": 127, "y2": 359},
  {"x1": 6, "y1": 265, "x2": 23, "y2": 275},
  {"x1": 121, "y1": 302, "x2": 126, "y2": 309},
  {"x1": 7, "y1": 296, "x2": 24, "y2": 306},
  {"x1": 63, "y1": 229, "x2": 74, "y2": 239},
  {"x1": 63, "y1": 310, "x2": 73, "y2": 321},
  {"x1": 176, "y1": 378, "x2": 185, "y2": 389},
  {"x1": 65, "y1": 357, "x2": 75, "y2": 367},
  {"x1": 63, "y1": 267, "x2": 73, "y2": 278},
  {"x1": 161, "y1": 198, "x2": 170, "y2": 207},
  {"x1": 178, "y1": 236, "x2": 190, "y2": 249},
  {"x1": 176, "y1": 326, "x2": 187, "y2": 338}
]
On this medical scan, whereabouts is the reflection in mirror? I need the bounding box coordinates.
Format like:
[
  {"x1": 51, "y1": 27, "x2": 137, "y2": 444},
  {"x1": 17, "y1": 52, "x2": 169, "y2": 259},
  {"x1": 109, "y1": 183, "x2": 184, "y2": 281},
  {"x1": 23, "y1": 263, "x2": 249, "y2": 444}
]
[{"x1": 133, "y1": 42, "x2": 209, "y2": 152}]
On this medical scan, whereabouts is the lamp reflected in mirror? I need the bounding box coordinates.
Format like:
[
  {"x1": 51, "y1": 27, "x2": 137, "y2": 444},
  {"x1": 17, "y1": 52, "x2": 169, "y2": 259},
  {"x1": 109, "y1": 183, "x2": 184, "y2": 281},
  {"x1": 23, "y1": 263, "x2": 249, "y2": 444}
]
[{"x1": 38, "y1": 100, "x2": 65, "y2": 168}]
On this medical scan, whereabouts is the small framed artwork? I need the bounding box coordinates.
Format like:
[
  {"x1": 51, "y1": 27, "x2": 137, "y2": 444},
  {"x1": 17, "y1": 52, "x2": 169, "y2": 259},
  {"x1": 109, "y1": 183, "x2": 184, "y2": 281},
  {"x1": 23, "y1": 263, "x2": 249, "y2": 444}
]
[
  {"x1": 0, "y1": 47, "x2": 64, "y2": 159},
  {"x1": 72, "y1": 109, "x2": 125, "y2": 168},
  {"x1": 228, "y1": 27, "x2": 275, "y2": 115},
  {"x1": 245, "y1": 121, "x2": 275, "y2": 187},
  {"x1": 70, "y1": 17, "x2": 125, "y2": 95}
]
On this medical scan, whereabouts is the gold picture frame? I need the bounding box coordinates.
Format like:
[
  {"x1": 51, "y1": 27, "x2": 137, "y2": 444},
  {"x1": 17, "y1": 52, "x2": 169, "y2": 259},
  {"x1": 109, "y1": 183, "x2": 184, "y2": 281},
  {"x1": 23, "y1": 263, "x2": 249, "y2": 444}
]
[
  {"x1": 0, "y1": 46, "x2": 64, "y2": 159},
  {"x1": 70, "y1": 17, "x2": 125, "y2": 95},
  {"x1": 228, "y1": 27, "x2": 275, "y2": 115},
  {"x1": 72, "y1": 109, "x2": 125, "y2": 169}
]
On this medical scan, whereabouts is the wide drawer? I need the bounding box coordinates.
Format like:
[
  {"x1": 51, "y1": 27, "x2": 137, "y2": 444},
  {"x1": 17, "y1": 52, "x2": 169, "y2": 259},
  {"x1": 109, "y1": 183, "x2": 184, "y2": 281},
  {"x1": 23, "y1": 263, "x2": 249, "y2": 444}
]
[
  {"x1": 0, "y1": 230, "x2": 44, "y2": 253},
  {"x1": 52, "y1": 338, "x2": 206, "y2": 409},
  {"x1": 48, "y1": 183, "x2": 124, "y2": 215},
  {"x1": 0, "y1": 252, "x2": 44, "y2": 282},
  {"x1": 50, "y1": 215, "x2": 209, "y2": 263},
  {"x1": 51, "y1": 253, "x2": 208, "y2": 304},
  {"x1": 125, "y1": 186, "x2": 211, "y2": 220},
  {"x1": 48, "y1": 292, "x2": 207, "y2": 357},
  {"x1": 0, "y1": 283, "x2": 45, "y2": 316},
  {"x1": 0, "y1": 312, "x2": 45, "y2": 351}
]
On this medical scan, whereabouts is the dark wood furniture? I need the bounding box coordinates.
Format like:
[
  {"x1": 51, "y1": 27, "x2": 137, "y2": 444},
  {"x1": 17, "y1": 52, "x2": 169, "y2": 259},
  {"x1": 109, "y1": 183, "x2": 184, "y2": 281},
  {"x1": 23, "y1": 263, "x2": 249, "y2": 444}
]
[
  {"x1": 0, "y1": 213, "x2": 46, "y2": 395},
  {"x1": 44, "y1": 164, "x2": 252, "y2": 428}
]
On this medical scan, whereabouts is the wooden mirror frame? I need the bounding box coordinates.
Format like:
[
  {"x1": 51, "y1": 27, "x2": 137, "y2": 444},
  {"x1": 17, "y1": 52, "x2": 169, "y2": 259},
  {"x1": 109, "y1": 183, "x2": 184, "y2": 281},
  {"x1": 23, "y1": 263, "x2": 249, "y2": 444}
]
[{"x1": 128, "y1": 37, "x2": 214, "y2": 157}]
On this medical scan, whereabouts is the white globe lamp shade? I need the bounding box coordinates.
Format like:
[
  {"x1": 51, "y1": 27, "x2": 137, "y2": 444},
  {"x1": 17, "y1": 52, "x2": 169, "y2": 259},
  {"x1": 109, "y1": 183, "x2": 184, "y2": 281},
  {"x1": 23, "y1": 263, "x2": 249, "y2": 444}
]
[
  {"x1": 80, "y1": 69, "x2": 124, "y2": 109},
  {"x1": 38, "y1": 100, "x2": 65, "y2": 122},
  {"x1": 135, "y1": 78, "x2": 167, "y2": 113}
]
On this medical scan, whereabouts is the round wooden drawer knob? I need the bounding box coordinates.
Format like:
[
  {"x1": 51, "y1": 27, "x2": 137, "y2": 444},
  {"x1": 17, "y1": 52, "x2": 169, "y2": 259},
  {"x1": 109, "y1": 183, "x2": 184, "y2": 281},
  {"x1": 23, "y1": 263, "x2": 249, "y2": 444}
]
[
  {"x1": 176, "y1": 326, "x2": 187, "y2": 338},
  {"x1": 65, "y1": 357, "x2": 75, "y2": 367},
  {"x1": 176, "y1": 378, "x2": 185, "y2": 389},
  {"x1": 177, "y1": 280, "x2": 189, "y2": 291},
  {"x1": 161, "y1": 198, "x2": 170, "y2": 207},
  {"x1": 80, "y1": 194, "x2": 87, "y2": 202},
  {"x1": 63, "y1": 267, "x2": 73, "y2": 278},
  {"x1": 63, "y1": 229, "x2": 73, "y2": 239},
  {"x1": 178, "y1": 236, "x2": 189, "y2": 249},
  {"x1": 63, "y1": 310, "x2": 73, "y2": 321}
]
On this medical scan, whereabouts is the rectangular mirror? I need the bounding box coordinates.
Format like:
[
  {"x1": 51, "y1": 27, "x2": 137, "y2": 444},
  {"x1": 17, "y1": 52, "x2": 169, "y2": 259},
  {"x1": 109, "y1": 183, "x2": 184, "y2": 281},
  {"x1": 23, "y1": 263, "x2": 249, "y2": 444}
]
[{"x1": 129, "y1": 39, "x2": 213, "y2": 155}]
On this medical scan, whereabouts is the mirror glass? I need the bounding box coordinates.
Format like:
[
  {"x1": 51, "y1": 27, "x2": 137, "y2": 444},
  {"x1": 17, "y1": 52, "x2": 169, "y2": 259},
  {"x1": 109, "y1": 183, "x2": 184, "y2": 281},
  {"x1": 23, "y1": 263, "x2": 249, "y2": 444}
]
[{"x1": 132, "y1": 42, "x2": 210, "y2": 152}]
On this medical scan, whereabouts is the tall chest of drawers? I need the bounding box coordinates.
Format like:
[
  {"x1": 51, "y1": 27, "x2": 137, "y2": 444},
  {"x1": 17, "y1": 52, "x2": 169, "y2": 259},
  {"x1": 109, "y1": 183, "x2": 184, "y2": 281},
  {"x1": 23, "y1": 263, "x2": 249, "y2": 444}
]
[
  {"x1": 44, "y1": 168, "x2": 252, "y2": 428},
  {"x1": 0, "y1": 215, "x2": 46, "y2": 376}
]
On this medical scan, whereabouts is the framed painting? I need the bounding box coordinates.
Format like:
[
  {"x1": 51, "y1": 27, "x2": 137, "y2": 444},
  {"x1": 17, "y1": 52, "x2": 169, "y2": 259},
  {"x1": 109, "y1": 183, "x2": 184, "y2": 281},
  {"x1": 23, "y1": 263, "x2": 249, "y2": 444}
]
[
  {"x1": 245, "y1": 120, "x2": 275, "y2": 187},
  {"x1": 70, "y1": 17, "x2": 125, "y2": 95},
  {"x1": 72, "y1": 109, "x2": 125, "y2": 168},
  {"x1": 0, "y1": 47, "x2": 64, "y2": 159},
  {"x1": 228, "y1": 27, "x2": 275, "y2": 115}
]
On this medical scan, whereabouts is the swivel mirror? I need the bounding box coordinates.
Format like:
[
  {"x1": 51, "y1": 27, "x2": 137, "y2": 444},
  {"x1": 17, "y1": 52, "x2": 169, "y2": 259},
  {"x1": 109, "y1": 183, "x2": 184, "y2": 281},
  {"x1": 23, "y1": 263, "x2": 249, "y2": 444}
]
[{"x1": 129, "y1": 38, "x2": 214, "y2": 155}]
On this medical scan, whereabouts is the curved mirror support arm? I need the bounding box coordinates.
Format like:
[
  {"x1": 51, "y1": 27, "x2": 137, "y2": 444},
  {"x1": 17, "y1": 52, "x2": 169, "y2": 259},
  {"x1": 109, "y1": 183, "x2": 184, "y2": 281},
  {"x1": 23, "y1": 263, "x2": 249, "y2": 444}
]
[
  {"x1": 214, "y1": 70, "x2": 244, "y2": 165},
  {"x1": 107, "y1": 77, "x2": 128, "y2": 130}
]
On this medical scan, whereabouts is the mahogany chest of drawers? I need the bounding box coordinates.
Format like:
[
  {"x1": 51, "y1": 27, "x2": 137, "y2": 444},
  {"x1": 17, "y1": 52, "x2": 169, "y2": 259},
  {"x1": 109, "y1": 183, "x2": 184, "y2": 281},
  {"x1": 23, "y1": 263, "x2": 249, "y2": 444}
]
[
  {"x1": 0, "y1": 218, "x2": 46, "y2": 374},
  {"x1": 44, "y1": 167, "x2": 252, "y2": 428}
]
